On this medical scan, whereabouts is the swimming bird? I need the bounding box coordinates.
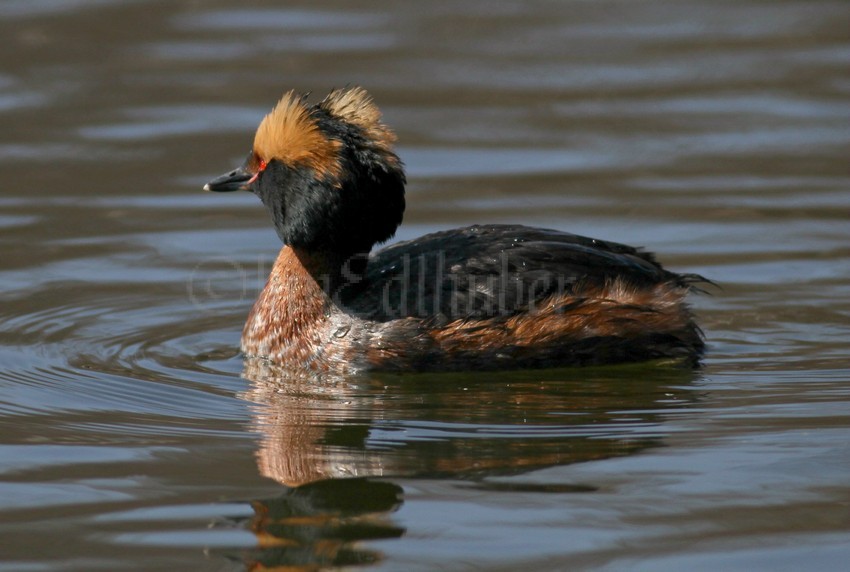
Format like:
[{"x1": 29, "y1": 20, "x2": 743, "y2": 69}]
[{"x1": 205, "y1": 87, "x2": 705, "y2": 373}]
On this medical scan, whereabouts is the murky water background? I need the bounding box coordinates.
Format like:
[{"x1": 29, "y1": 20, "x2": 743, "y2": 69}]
[{"x1": 1, "y1": 0, "x2": 849, "y2": 570}]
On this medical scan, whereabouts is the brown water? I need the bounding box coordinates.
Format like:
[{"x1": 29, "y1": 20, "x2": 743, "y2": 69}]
[{"x1": 1, "y1": 1, "x2": 849, "y2": 570}]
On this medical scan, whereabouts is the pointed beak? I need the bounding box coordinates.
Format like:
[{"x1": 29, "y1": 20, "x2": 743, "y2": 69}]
[{"x1": 203, "y1": 165, "x2": 254, "y2": 192}]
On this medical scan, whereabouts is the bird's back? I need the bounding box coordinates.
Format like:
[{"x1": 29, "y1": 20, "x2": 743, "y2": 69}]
[
  {"x1": 345, "y1": 224, "x2": 695, "y2": 321},
  {"x1": 325, "y1": 225, "x2": 706, "y2": 370}
]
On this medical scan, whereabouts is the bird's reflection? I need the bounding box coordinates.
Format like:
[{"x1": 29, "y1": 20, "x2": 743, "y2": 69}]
[
  {"x1": 243, "y1": 361, "x2": 698, "y2": 486},
  {"x1": 243, "y1": 478, "x2": 404, "y2": 570},
  {"x1": 238, "y1": 360, "x2": 700, "y2": 569}
]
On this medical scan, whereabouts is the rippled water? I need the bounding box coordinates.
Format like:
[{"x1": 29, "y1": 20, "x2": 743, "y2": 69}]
[{"x1": 1, "y1": 1, "x2": 849, "y2": 570}]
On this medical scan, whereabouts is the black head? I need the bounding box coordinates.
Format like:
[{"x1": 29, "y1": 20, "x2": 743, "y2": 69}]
[{"x1": 205, "y1": 87, "x2": 406, "y2": 257}]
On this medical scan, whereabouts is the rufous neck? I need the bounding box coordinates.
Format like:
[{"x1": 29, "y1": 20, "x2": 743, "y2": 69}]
[{"x1": 289, "y1": 247, "x2": 368, "y2": 293}]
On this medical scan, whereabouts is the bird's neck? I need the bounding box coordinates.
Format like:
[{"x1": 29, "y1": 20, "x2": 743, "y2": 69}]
[
  {"x1": 289, "y1": 246, "x2": 369, "y2": 293},
  {"x1": 241, "y1": 247, "x2": 330, "y2": 358},
  {"x1": 243, "y1": 246, "x2": 367, "y2": 344}
]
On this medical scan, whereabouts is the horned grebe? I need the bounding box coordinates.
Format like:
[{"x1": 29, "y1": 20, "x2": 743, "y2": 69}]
[{"x1": 204, "y1": 87, "x2": 705, "y2": 373}]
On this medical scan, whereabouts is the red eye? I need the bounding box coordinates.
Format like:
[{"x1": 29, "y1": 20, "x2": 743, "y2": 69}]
[{"x1": 247, "y1": 158, "x2": 267, "y2": 185}]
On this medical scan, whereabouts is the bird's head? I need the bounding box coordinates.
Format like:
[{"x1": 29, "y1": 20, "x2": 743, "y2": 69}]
[{"x1": 205, "y1": 87, "x2": 406, "y2": 257}]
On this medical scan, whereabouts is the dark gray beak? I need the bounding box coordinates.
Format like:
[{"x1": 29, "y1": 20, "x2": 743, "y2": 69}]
[{"x1": 203, "y1": 165, "x2": 253, "y2": 192}]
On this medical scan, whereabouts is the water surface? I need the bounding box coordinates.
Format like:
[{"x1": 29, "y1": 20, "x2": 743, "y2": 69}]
[{"x1": 1, "y1": 1, "x2": 849, "y2": 570}]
